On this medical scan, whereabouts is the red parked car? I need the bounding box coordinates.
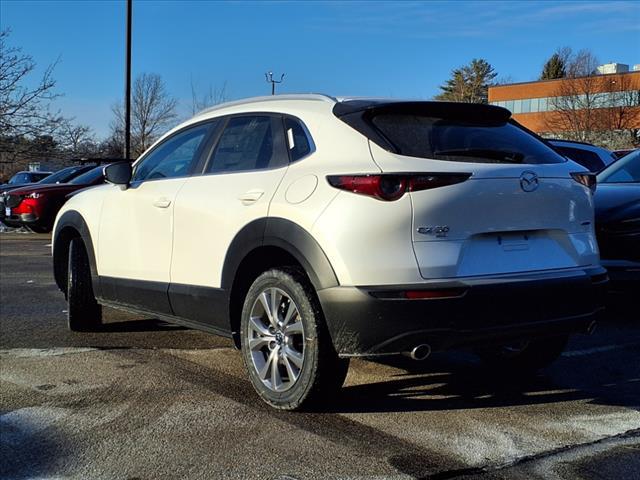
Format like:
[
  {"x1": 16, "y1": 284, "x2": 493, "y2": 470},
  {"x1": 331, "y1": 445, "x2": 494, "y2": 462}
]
[{"x1": 2, "y1": 165, "x2": 106, "y2": 232}]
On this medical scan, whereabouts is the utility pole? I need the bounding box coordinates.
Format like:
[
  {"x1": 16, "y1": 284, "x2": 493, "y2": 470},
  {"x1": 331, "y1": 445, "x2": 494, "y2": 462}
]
[
  {"x1": 265, "y1": 71, "x2": 285, "y2": 95},
  {"x1": 124, "y1": 0, "x2": 132, "y2": 160}
]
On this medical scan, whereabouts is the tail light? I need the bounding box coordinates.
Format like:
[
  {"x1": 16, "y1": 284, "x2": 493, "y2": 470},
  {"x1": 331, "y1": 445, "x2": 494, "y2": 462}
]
[
  {"x1": 571, "y1": 172, "x2": 597, "y2": 193},
  {"x1": 327, "y1": 173, "x2": 471, "y2": 201}
]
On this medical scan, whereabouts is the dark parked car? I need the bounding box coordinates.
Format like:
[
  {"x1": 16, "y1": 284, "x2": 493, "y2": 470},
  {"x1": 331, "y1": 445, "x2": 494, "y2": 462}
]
[
  {"x1": 594, "y1": 150, "x2": 640, "y2": 290},
  {"x1": 2, "y1": 166, "x2": 105, "y2": 233},
  {"x1": 0, "y1": 170, "x2": 53, "y2": 191},
  {"x1": 1, "y1": 165, "x2": 95, "y2": 195},
  {"x1": 613, "y1": 148, "x2": 637, "y2": 160},
  {"x1": 548, "y1": 139, "x2": 616, "y2": 172}
]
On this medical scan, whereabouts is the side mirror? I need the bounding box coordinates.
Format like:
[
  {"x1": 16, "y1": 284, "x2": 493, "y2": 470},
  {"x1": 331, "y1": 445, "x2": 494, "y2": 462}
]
[{"x1": 104, "y1": 162, "x2": 132, "y2": 188}]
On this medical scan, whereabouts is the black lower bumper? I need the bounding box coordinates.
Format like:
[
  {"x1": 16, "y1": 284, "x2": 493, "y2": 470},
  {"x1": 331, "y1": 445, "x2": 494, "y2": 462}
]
[
  {"x1": 318, "y1": 266, "x2": 608, "y2": 356},
  {"x1": 0, "y1": 213, "x2": 37, "y2": 227},
  {"x1": 601, "y1": 260, "x2": 640, "y2": 292}
]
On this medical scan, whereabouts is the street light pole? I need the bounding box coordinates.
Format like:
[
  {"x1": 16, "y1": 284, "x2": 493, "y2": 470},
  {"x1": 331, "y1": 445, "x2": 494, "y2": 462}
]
[
  {"x1": 124, "y1": 0, "x2": 132, "y2": 161},
  {"x1": 265, "y1": 71, "x2": 285, "y2": 95}
]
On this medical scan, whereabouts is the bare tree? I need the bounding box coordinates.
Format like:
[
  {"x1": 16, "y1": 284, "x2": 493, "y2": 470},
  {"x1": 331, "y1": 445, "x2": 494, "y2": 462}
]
[
  {"x1": 112, "y1": 72, "x2": 178, "y2": 157},
  {"x1": 190, "y1": 77, "x2": 228, "y2": 115},
  {"x1": 544, "y1": 49, "x2": 640, "y2": 147},
  {"x1": 57, "y1": 120, "x2": 97, "y2": 157},
  {"x1": 0, "y1": 29, "x2": 66, "y2": 176},
  {"x1": 544, "y1": 50, "x2": 604, "y2": 142},
  {"x1": 0, "y1": 29, "x2": 62, "y2": 138}
]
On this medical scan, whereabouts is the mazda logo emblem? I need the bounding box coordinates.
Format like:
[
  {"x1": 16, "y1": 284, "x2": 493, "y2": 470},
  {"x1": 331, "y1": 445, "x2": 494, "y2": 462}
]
[{"x1": 520, "y1": 171, "x2": 539, "y2": 192}]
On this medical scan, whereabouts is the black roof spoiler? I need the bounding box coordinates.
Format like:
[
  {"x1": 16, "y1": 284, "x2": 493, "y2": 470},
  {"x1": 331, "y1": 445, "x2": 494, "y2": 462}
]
[{"x1": 333, "y1": 100, "x2": 511, "y2": 123}]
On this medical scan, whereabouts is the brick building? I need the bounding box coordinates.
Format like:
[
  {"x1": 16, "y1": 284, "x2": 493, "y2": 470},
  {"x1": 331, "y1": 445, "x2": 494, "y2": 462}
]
[{"x1": 488, "y1": 71, "x2": 640, "y2": 143}]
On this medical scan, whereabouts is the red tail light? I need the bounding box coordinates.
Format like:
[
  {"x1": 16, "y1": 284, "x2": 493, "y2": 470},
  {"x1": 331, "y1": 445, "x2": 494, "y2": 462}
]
[
  {"x1": 327, "y1": 173, "x2": 471, "y2": 201},
  {"x1": 570, "y1": 172, "x2": 597, "y2": 193}
]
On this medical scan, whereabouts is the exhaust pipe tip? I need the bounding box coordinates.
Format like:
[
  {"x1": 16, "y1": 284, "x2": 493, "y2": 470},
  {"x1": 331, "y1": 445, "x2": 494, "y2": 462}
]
[{"x1": 404, "y1": 344, "x2": 431, "y2": 361}]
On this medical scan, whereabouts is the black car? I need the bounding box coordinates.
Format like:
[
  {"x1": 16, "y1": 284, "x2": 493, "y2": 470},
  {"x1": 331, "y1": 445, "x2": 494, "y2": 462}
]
[{"x1": 594, "y1": 150, "x2": 640, "y2": 290}]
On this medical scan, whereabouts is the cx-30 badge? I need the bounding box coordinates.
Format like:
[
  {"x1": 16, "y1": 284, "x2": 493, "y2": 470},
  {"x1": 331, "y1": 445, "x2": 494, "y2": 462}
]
[
  {"x1": 416, "y1": 226, "x2": 449, "y2": 237},
  {"x1": 520, "y1": 171, "x2": 539, "y2": 192}
]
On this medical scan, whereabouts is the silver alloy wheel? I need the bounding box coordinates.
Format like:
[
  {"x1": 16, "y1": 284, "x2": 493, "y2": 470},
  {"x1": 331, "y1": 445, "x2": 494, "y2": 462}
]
[{"x1": 247, "y1": 287, "x2": 305, "y2": 392}]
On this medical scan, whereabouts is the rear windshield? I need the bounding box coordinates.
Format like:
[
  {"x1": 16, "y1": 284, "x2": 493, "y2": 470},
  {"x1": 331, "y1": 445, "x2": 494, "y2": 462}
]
[
  {"x1": 597, "y1": 150, "x2": 640, "y2": 183},
  {"x1": 371, "y1": 114, "x2": 566, "y2": 164},
  {"x1": 69, "y1": 166, "x2": 104, "y2": 185},
  {"x1": 38, "y1": 166, "x2": 92, "y2": 184}
]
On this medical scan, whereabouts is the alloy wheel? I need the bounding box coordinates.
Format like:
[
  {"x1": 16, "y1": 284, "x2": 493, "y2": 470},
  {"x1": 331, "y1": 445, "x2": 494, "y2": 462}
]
[{"x1": 247, "y1": 287, "x2": 305, "y2": 392}]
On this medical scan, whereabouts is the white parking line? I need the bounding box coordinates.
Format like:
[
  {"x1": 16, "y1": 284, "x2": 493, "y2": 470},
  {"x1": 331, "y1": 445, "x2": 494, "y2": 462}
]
[{"x1": 562, "y1": 343, "x2": 639, "y2": 357}]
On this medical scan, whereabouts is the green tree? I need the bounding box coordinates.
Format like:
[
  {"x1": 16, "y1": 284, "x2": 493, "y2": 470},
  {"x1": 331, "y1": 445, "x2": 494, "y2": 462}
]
[
  {"x1": 435, "y1": 59, "x2": 497, "y2": 103},
  {"x1": 540, "y1": 53, "x2": 566, "y2": 80}
]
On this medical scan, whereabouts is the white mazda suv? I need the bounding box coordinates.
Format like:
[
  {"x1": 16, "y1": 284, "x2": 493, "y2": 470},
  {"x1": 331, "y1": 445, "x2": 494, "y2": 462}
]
[{"x1": 52, "y1": 95, "x2": 607, "y2": 410}]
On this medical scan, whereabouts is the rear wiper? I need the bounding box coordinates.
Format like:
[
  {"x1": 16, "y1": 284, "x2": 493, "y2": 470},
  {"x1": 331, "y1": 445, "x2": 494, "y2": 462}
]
[{"x1": 434, "y1": 148, "x2": 525, "y2": 163}]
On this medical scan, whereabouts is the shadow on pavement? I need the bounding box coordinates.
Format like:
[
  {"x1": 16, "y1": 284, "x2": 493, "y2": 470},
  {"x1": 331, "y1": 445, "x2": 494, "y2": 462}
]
[{"x1": 100, "y1": 318, "x2": 188, "y2": 333}]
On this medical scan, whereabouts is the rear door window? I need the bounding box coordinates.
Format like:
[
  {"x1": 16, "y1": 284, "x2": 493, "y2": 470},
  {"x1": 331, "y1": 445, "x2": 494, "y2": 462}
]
[
  {"x1": 206, "y1": 115, "x2": 288, "y2": 173},
  {"x1": 371, "y1": 113, "x2": 566, "y2": 164},
  {"x1": 285, "y1": 117, "x2": 313, "y2": 161}
]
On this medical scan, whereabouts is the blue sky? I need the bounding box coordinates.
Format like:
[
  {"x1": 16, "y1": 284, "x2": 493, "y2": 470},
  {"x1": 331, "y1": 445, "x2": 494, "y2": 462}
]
[{"x1": 2, "y1": 0, "x2": 639, "y2": 139}]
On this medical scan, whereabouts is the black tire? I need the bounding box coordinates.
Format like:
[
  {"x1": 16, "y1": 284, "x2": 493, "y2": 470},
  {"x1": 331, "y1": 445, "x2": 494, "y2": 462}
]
[
  {"x1": 67, "y1": 237, "x2": 102, "y2": 331},
  {"x1": 476, "y1": 334, "x2": 569, "y2": 373},
  {"x1": 240, "y1": 267, "x2": 349, "y2": 410}
]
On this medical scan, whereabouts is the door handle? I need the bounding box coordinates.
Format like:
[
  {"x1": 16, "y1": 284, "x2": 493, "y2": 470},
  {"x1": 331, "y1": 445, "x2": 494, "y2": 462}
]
[
  {"x1": 153, "y1": 198, "x2": 172, "y2": 208},
  {"x1": 238, "y1": 190, "x2": 264, "y2": 205}
]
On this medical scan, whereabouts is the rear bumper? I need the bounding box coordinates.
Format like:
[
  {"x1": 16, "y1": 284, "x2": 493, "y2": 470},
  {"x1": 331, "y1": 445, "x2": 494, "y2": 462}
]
[
  {"x1": 318, "y1": 266, "x2": 608, "y2": 356},
  {"x1": 1, "y1": 212, "x2": 38, "y2": 226}
]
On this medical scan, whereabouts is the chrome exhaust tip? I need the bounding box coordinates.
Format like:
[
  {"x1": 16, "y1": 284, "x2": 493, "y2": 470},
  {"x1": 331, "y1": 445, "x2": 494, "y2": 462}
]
[{"x1": 403, "y1": 344, "x2": 431, "y2": 361}]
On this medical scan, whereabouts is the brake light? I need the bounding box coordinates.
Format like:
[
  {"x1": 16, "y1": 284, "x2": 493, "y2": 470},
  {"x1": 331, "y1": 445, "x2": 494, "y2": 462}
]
[
  {"x1": 570, "y1": 172, "x2": 597, "y2": 193},
  {"x1": 327, "y1": 173, "x2": 471, "y2": 201}
]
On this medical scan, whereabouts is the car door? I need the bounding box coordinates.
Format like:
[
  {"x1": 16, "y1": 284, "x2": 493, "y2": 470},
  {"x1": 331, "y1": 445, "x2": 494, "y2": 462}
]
[
  {"x1": 169, "y1": 114, "x2": 290, "y2": 328},
  {"x1": 97, "y1": 122, "x2": 213, "y2": 313}
]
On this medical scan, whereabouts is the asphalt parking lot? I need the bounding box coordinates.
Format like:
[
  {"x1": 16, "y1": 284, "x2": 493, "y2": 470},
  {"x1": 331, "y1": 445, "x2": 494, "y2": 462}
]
[{"x1": 1, "y1": 232, "x2": 639, "y2": 480}]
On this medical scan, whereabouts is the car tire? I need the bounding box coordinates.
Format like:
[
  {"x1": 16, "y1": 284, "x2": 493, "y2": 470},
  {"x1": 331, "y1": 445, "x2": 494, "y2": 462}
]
[
  {"x1": 476, "y1": 334, "x2": 569, "y2": 372},
  {"x1": 240, "y1": 267, "x2": 349, "y2": 410},
  {"x1": 67, "y1": 237, "x2": 102, "y2": 331}
]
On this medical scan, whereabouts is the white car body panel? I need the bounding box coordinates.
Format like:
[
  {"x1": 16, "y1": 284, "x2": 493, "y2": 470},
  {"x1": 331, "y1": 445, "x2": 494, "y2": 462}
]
[
  {"x1": 98, "y1": 178, "x2": 187, "y2": 282},
  {"x1": 170, "y1": 167, "x2": 288, "y2": 288},
  {"x1": 54, "y1": 93, "x2": 601, "y2": 293}
]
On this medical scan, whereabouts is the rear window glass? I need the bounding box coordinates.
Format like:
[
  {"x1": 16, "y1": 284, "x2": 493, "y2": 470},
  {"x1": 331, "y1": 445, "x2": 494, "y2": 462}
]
[
  {"x1": 207, "y1": 116, "x2": 288, "y2": 174},
  {"x1": 370, "y1": 114, "x2": 566, "y2": 164},
  {"x1": 598, "y1": 151, "x2": 640, "y2": 183},
  {"x1": 70, "y1": 166, "x2": 104, "y2": 185},
  {"x1": 554, "y1": 146, "x2": 605, "y2": 172},
  {"x1": 285, "y1": 117, "x2": 312, "y2": 161},
  {"x1": 39, "y1": 166, "x2": 92, "y2": 184}
]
